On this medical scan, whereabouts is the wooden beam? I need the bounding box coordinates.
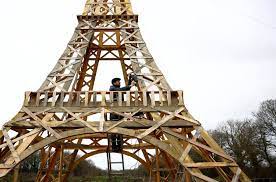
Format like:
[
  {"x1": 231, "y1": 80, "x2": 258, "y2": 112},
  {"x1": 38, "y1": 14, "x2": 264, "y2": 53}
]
[
  {"x1": 137, "y1": 107, "x2": 185, "y2": 139},
  {"x1": 61, "y1": 107, "x2": 98, "y2": 132},
  {"x1": 232, "y1": 168, "x2": 241, "y2": 182},
  {"x1": 2, "y1": 130, "x2": 20, "y2": 163},
  {"x1": 7, "y1": 119, "x2": 195, "y2": 129},
  {"x1": 21, "y1": 107, "x2": 61, "y2": 139},
  {"x1": 185, "y1": 162, "x2": 237, "y2": 168}
]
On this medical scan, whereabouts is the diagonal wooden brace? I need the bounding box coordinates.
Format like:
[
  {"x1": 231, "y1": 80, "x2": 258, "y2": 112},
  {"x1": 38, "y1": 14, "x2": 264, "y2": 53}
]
[
  {"x1": 105, "y1": 108, "x2": 143, "y2": 132},
  {"x1": 21, "y1": 107, "x2": 62, "y2": 139},
  {"x1": 2, "y1": 130, "x2": 20, "y2": 163},
  {"x1": 137, "y1": 107, "x2": 185, "y2": 139},
  {"x1": 61, "y1": 107, "x2": 98, "y2": 132}
]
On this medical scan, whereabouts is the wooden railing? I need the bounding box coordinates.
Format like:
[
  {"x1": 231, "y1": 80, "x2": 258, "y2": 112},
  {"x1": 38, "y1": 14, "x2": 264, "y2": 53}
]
[{"x1": 23, "y1": 91, "x2": 184, "y2": 109}]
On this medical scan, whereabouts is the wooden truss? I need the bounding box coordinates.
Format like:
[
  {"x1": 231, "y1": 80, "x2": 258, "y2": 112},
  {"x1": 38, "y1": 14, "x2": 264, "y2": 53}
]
[{"x1": 0, "y1": 0, "x2": 251, "y2": 181}]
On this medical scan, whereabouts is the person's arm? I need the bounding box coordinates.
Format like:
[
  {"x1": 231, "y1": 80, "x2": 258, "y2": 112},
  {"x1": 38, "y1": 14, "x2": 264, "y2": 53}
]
[
  {"x1": 109, "y1": 81, "x2": 135, "y2": 91},
  {"x1": 119, "y1": 85, "x2": 131, "y2": 91},
  {"x1": 121, "y1": 80, "x2": 136, "y2": 91}
]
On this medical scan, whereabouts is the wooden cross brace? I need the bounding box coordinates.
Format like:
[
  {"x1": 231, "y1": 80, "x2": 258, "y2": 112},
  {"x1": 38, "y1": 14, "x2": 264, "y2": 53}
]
[
  {"x1": 21, "y1": 107, "x2": 62, "y2": 139},
  {"x1": 137, "y1": 107, "x2": 185, "y2": 139}
]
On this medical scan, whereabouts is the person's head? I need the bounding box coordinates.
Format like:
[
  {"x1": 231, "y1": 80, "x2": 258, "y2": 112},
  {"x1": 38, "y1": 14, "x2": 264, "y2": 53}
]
[{"x1": 111, "y1": 78, "x2": 121, "y2": 87}]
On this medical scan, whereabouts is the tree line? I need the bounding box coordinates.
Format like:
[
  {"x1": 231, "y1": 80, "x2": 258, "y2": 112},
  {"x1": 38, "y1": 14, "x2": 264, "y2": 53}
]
[{"x1": 210, "y1": 99, "x2": 276, "y2": 179}]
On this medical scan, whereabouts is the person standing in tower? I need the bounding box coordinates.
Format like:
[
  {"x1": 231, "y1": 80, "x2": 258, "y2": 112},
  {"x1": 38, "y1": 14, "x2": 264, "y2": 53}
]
[
  {"x1": 109, "y1": 77, "x2": 135, "y2": 152},
  {"x1": 109, "y1": 78, "x2": 136, "y2": 102}
]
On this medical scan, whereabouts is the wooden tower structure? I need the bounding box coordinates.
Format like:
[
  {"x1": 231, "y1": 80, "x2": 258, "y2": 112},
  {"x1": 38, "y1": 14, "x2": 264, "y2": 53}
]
[{"x1": 0, "y1": 0, "x2": 251, "y2": 181}]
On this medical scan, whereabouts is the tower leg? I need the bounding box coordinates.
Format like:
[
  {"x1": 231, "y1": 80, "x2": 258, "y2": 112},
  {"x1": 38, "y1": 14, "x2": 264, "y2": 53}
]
[
  {"x1": 42, "y1": 147, "x2": 61, "y2": 182},
  {"x1": 155, "y1": 148, "x2": 160, "y2": 182},
  {"x1": 13, "y1": 165, "x2": 20, "y2": 182},
  {"x1": 185, "y1": 169, "x2": 191, "y2": 182},
  {"x1": 62, "y1": 139, "x2": 83, "y2": 181},
  {"x1": 58, "y1": 146, "x2": 64, "y2": 182}
]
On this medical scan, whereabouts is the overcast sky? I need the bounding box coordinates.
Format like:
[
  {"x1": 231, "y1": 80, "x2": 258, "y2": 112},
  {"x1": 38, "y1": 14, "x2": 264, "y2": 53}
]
[{"x1": 0, "y1": 1, "x2": 275, "y2": 130}]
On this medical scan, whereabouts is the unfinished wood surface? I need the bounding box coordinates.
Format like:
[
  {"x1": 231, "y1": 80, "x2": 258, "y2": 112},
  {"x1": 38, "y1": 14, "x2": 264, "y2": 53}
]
[{"x1": 0, "y1": 0, "x2": 250, "y2": 181}]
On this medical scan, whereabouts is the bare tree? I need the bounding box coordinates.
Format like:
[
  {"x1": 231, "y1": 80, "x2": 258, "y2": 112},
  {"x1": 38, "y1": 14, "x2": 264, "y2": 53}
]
[
  {"x1": 254, "y1": 99, "x2": 276, "y2": 148},
  {"x1": 211, "y1": 120, "x2": 263, "y2": 169},
  {"x1": 254, "y1": 120, "x2": 275, "y2": 167}
]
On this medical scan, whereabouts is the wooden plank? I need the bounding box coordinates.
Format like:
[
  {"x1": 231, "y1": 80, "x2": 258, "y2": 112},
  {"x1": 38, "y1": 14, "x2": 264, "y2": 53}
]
[
  {"x1": 61, "y1": 107, "x2": 98, "y2": 132},
  {"x1": 52, "y1": 92, "x2": 57, "y2": 107},
  {"x1": 118, "y1": 92, "x2": 122, "y2": 106},
  {"x1": 231, "y1": 168, "x2": 241, "y2": 182},
  {"x1": 159, "y1": 109, "x2": 199, "y2": 125},
  {"x1": 84, "y1": 92, "x2": 89, "y2": 106},
  {"x1": 137, "y1": 107, "x2": 185, "y2": 139},
  {"x1": 76, "y1": 92, "x2": 81, "y2": 106},
  {"x1": 126, "y1": 91, "x2": 131, "y2": 106},
  {"x1": 24, "y1": 92, "x2": 31, "y2": 106},
  {"x1": 99, "y1": 108, "x2": 105, "y2": 132},
  {"x1": 42, "y1": 147, "x2": 61, "y2": 181},
  {"x1": 92, "y1": 92, "x2": 97, "y2": 105},
  {"x1": 53, "y1": 142, "x2": 154, "y2": 150},
  {"x1": 36, "y1": 92, "x2": 41, "y2": 106},
  {"x1": 177, "y1": 90, "x2": 184, "y2": 105},
  {"x1": 167, "y1": 91, "x2": 171, "y2": 106},
  {"x1": 43, "y1": 92, "x2": 48, "y2": 107},
  {"x1": 189, "y1": 170, "x2": 218, "y2": 182},
  {"x1": 110, "y1": 92, "x2": 114, "y2": 106},
  {"x1": 134, "y1": 91, "x2": 139, "y2": 106},
  {"x1": 101, "y1": 92, "x2": 106, "y2": 106},
  {"x1": 176, "y1": 129, "x2": 201, "y2": 162},
  {"x1": 150, "y1": 91, "x2": 155, "y2": 107},
  {"x1": 55, "y1": 108, "x2": 100, "y2": 127},
  {"x1": 0, "y1": 164, "x2": 14, "y2": 169},
  {"x1": 8, "y1": 119, "x2": 194, "y2": 129},
  {"x1": 0, "y1": 129, "x2": 41, "y2": 149},
  {"x1": 143, "y1": 76, "x2": 164, "y2": 91},
  {"x1": 21, "y1": 107, "x2": 62, "y2": 139},
  {"x1": 180, "y1": 143, "x2": 193, "y2": 162},
  {"x1": 59, "y1": 92, "x2": 64, "y2": 106},
  {"x1": 142, "y1": 91, "x2": 147, "y2": 106},
  {"x1": 25, "y1": 91, "x2": 186, "y2": 110},
  {"x1": 58, "y1": 145, "x2": 64, "y2": 181},
  {"x1": 162, "y1": 127, "x2": 234, "y2": 161},
  {"x1": 6, "y1": 129, "x2": 42, "y2": 165},
  {"x1": 185, "y1": 162, "x2": 237, "y2": 168},
  {"x1": 24, "y1": 105, "x2": 181, "y2": 113},
  {"x1": 159, "y1": 91, "x2": 163, "y2": 106},
  {"x1": 105, "y1": 109, "x2": 142, "y2": 132},
  {"x1": 16, "y1": 108, "x2": 51, "y2": 122},
  {"x1": 68, "y1": 92, "x2": 73, "y2": 105},
  {"x1": 2, "y1": 130, "x2": 20, "y2": 163},
  {"x1": 105, "y1": 118, "x2": 127, "y2": 132}
]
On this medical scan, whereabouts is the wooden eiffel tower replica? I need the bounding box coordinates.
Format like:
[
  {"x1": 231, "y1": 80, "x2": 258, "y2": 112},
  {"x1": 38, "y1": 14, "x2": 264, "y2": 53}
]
[{"x1": 0, "y1": 0, "x2": 251, "y2": 181}]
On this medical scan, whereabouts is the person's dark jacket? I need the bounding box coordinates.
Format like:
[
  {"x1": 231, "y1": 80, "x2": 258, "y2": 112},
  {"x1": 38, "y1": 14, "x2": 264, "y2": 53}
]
[
  {"x1": 109, "y1": 85, "x2": 131, "y2": 91},
  {"x1": 109, "y1": 85, "x2": 131, "y2": 121},
  {"x1": 109, "y1": 85, "x2": 131, "y2": 102}
]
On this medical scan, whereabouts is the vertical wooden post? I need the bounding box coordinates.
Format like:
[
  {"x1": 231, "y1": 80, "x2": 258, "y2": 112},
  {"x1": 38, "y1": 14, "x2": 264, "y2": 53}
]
[
  {"x1": 42, "y1": 147, "x2": 61, "y2": 182},
  {"x1": 155, "y1": 148, "x2": 160, "y2": 182},
  {"x1": 58, "y1": 145, "x2": 64, "y2": 182},
  {"x1": 185, "y1": 168, "x2": 191, "y2": 182},
  {"x1": 13, "y1": 165, "x2": 20, "y2": 182}
]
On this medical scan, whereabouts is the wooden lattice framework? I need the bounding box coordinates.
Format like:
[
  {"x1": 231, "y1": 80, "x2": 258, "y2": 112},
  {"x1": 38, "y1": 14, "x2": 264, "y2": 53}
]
[{"x1": 0, "y1": 0, "x2": 251, "y2": 181}]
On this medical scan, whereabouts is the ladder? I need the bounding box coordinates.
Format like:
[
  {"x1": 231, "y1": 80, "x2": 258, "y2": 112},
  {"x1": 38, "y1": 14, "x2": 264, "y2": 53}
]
[{"x1": 107, "y1": 134, "x2": 125, "y2": 181}]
